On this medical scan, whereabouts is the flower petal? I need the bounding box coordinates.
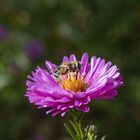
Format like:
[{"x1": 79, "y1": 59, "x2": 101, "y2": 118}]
[
  {"x1": 63, "y1": 56, "x2": 69, "y2": 62},
  {"x1": 45, "y1": 60, "x2": 57, "y2": 73},
  {"x1": 81, "y1": 52, "x2": 89, "y2": 75},
  {"x1": 69, "y1": 54, "x2": 77, "y2": 61}
]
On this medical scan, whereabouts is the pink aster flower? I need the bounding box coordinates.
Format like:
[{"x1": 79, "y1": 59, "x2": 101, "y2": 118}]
[{"x1": 26, "y1": 53, "x2": 123, "y2": 117}]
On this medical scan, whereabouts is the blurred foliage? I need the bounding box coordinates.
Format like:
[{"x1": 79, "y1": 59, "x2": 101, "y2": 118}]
[{"x1": 0, "y1": 0, "x2": 140, "y2": 140}]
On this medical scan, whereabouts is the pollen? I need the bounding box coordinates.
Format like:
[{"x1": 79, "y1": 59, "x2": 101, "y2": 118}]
[{"x1": 59, "y1": 72, "x2": 88, "y2": 93}]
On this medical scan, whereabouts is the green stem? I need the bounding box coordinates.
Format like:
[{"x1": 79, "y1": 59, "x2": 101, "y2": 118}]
[
  {"x1": 64, "y1": 110, "x2": 101, "y2": 140},
  {"x1": 64, "y1": 110, "x2": 85, "y2": 140}
]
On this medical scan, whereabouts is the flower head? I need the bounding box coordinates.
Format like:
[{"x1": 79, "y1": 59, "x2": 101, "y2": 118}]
[{"x1": 26, "y1": 53, "x2": 123, "y2": 116}]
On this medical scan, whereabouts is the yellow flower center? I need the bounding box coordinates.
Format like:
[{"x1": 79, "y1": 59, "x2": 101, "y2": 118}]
[{"x1": 59, "y1": 72, "x2": 88, "y2": 93}]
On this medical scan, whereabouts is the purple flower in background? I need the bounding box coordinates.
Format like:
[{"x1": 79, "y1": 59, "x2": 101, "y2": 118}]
[
  {"x1": 25, "y1": 39, "x2": 45, "y2": 61},
  {"x1": 26, "y1": 53, "x2": 124, "y2": 117},
  {"x1": 0, "y1": 25, "x2": 8, "y2": 41}
]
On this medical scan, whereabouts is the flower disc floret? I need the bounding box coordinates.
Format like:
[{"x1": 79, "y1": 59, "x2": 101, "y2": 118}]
[{"x1": 59, "y1": 72, "x2": 88, "y2": 93}]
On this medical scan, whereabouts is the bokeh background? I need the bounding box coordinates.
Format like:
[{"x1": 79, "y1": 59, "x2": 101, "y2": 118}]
[{"x1": 0, "y1": 0, "x2": 140, "y2": 140}]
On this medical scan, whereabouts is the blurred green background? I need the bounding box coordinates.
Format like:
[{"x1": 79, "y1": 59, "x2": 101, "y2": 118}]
[{"x1": 0, "y1": 0, "x2": 140, "y2": 140}]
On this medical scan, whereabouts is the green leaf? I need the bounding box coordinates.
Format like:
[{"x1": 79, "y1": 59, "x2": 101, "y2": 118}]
[
  {"x1": 69, "y1": 120, "x2": 80, "y2": 136},
  {"x1": 64, "y1": 123, "x2": 78, "y2": 140}
]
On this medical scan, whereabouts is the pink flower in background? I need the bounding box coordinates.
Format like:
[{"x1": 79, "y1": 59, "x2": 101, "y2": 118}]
[
  {"x1": 0, "y1": 25, "x2": 8, "y2": 41},
  {"x1": 25, "y1": 39, "x2": 45, "y2": 61},
  {"x1": 26, "y1": 53, "x2": 123, "y2": 116}
]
